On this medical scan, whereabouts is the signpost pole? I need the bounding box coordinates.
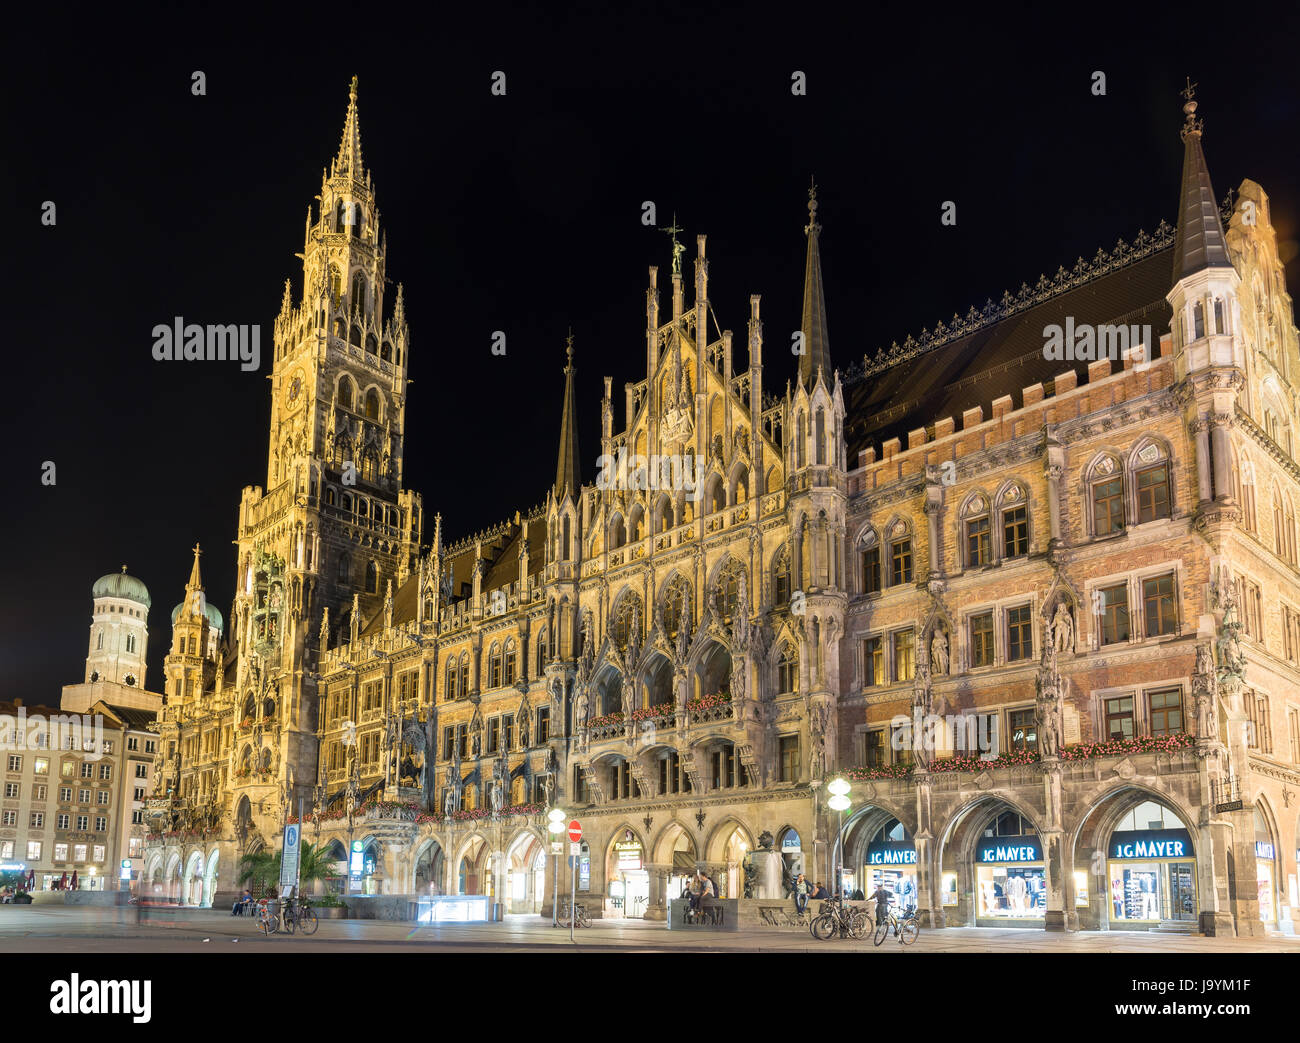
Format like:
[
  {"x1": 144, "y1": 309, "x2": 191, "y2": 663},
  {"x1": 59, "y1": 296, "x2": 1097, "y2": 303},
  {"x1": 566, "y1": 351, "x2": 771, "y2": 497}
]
[
  {"x1": 569, "y1": 849, "x2": 576, "y2": 944},
  {"x1": 297, "y1": 797, "x2": 304, "y2": 897}
]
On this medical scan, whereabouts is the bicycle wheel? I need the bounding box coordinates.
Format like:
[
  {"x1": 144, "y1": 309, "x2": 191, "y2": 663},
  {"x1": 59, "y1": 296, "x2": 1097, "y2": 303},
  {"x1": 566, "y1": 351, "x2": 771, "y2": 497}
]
[
  {"x1": 282, "y1": 910, "x2": 296, "y2": 935},
  {"x1": 259, "y1": 910, "x2": 272, "y2": 937},
  {"x1": 873, "y1": 919, "x2": 890, "y2": 946},
  {"x1": 299, "y1": 908, "x2": 319, "y2": 935},
  {"x1": 810, "y1": 913, "x2": 836, "y2": 941},
  {"x1": 899, "y1": 918, "x2": 920, "y2": 945},
  {"x1": 578, "y1": 908, "x2": 591, "y2": 928},
  {"x1": 848, "y1": 909, "x2": 869, "y2": 940}
]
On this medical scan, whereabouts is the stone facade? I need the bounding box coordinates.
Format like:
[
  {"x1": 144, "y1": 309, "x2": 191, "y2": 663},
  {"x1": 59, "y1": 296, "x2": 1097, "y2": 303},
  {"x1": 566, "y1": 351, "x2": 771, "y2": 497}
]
[{"x1": 142, "y1": 80, "x2": 1300, "y2": 937}]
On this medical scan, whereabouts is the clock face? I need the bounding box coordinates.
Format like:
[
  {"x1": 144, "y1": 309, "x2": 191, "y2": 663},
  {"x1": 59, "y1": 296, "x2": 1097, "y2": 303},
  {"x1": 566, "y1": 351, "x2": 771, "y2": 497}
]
[{"x1": 286, "y1": 375, "x2": 303, "y2": 408}]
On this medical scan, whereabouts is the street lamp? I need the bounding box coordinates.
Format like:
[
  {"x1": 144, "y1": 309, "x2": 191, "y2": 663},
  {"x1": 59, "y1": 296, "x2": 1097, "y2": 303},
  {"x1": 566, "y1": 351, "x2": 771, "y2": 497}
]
[
  {"x1": 546, "y1": 808, "x2": 566, "y2": 927},
  {"x1": 827, "y1": 777, "x2": 851, "y2": 898}
]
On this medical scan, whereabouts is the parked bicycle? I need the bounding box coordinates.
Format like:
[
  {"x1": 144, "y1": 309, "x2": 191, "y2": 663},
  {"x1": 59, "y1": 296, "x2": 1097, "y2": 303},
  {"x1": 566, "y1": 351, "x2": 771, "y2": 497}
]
[
  {"x1": 873, "y1": 902, "x2": 920, "y2": 946},
  {"x1": 810, "y1": 895, "x2": 869, "y2": 941},
  {"x1": 255, "y1": 892, "x2": 319, "y2": 936},
  {"x1": 554, "y1": 898, "x2": 591, "y2": 929}
]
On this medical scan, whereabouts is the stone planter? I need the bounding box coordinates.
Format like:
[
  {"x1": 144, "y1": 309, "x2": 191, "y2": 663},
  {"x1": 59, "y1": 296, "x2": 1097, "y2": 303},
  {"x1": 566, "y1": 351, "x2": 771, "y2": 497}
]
[{"x1": 313, "y1": 905, "x2": 347, "y2": 919}]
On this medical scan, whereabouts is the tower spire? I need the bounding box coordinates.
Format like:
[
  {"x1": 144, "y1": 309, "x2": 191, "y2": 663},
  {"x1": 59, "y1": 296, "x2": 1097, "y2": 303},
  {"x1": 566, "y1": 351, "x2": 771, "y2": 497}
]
[
  {"x1": 554, "y1": 330, "x2": 580, "y2": 501},
  {"x1": 333, "y1": 75, "x2": 365, "y2": 180},
  {"x1": 1172, "y1": 80, "x2": 1231, "y2": 283},
  {"x1": 799, "y1": 178, "x2": 832, "y2": 387},
  {"x1": 187, "y1": 543, "x2": 204, "y2": 592}
]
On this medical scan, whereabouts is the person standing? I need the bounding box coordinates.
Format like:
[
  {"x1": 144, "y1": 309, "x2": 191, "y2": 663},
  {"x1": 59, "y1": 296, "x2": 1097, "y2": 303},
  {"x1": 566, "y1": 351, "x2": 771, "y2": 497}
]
[{"x1": 869, "y1": 883, "x2": 893, "y2": 926}]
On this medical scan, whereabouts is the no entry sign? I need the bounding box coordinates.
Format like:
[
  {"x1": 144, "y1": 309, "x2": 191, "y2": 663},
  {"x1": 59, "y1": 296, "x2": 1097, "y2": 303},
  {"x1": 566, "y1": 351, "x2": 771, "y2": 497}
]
[{"x1": 568, "y1": 820, "x2": 582, "y2": 843}]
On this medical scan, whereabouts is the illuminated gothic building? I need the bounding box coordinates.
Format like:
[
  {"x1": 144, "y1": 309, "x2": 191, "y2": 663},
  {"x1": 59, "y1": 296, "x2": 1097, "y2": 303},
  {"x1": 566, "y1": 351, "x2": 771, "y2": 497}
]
[{"x1": 143, "y1": 80, "x2": 1299, "y2": 936}]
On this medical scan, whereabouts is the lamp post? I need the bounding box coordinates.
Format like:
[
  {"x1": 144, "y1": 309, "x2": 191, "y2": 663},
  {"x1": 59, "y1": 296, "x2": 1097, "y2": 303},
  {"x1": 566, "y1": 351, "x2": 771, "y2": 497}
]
[
  {"x1": 546, "y1": 807, "x2": 565, "y2": 927},
  {"x1": 827, "y1": 777, "x2": 851, "y2": 898}
]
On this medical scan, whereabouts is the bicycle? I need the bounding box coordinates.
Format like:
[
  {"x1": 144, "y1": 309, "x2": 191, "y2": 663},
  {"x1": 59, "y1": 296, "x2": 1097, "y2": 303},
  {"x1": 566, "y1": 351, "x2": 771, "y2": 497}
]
[
  {"x1": 554, "y1": 898, "x2": 591, "y2": 928},
  {"x1": 283, "y1": 894, "x2": 319, "y2": 935},
  {"x1": 810, "y1": 895, "x2": 868, "y2": 941},
  {"x1": 873, "y1": 902, "x2": 920, "y2": 946}
]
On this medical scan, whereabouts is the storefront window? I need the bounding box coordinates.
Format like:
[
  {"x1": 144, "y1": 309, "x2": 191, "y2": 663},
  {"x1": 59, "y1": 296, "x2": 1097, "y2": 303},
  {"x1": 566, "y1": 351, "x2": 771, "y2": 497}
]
[
  {"x1": 975, "y1": 812, "x2": 1044, "y2": 923},
  {"x1": 865, "y1": 818, "x2": 916, "y2": 912},
  {"x1": 1255, "y1": 808, "x2": 1277, "y2": 924},
  {"x1": 1105, "y1": 800, "x2": 1197, "y2": 923}
]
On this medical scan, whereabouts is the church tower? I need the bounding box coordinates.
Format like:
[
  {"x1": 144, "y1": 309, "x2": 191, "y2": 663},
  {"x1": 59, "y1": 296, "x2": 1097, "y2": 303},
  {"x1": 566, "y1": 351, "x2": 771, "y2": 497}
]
[
  {"x1": 785, "y1": 182, "x2": 848, "y2": 774},
  {"x1": 83, "y1": 568, "x2": 151, "y2": 689},
  {"x1": 233, "y1": 77, "x2": 424, "y2": 813}
]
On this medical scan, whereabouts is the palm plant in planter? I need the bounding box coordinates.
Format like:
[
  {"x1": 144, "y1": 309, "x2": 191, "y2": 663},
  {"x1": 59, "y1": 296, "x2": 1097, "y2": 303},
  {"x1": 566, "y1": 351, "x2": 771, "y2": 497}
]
[{"x1": 237, "y1": 841, "x2": 337, "y2": 895}]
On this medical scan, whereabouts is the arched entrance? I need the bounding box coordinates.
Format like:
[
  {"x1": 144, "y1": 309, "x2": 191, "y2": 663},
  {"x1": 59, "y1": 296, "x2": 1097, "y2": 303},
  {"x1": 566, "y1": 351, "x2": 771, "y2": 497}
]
[
  {"x1": 940, "y1": 797, "x2": 1045, "y2": 928},
  {"x1": 844, "y1": 810, "x2": 916, "y2": 906},
  {"x1": 606, "y1": 826, "x2": 649, "y2": 917},
  {"x1": 183, "y1": 851, "x2": 204, "y2": 906},
  {"x1": 457, "y1": 836, "x2": 489, "y2": 896},
  {"x1": 705, "y1": 819, "x2": 753, "y2": 899},
  {"x1": 202, "y1": 851, "x2": 220, "y2": 908},
  {"x1": 506, "y1": 832, "x2": 545, "y2": 914},
  {"x1": 777, "y1": 826, "x2": 805, "y2": 895},
  {"x1": 1073, "y1": 787, "x2": 1200, "y2": 932},
  {"x1": 414, "y1": 839, "x2": 445, "y2": 895}
]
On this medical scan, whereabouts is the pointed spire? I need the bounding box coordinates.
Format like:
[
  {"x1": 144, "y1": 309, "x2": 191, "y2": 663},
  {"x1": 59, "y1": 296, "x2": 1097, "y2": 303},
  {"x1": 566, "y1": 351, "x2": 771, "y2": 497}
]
[
  {"x1": 1172, "y1": 80, "x2": 1231, "y2": 283},
  {"x1": 799, "y1": 178, "x2": 832, "y2": 387},
  {"x1": 333, "y1": 75, "x2": 365, "y2": 180},
  {"x1": 187, "y1": 543, "x2": 204, "y2": 591},
  {"x1": 554, "y1": 330, "x2": 580, "y2": 501}
]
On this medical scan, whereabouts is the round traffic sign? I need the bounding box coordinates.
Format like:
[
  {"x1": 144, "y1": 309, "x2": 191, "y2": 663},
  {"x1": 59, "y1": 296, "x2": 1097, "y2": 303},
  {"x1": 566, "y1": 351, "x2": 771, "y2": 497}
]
[{"x1": 568, "y1": 820, "x2": 582, "y2": 842}]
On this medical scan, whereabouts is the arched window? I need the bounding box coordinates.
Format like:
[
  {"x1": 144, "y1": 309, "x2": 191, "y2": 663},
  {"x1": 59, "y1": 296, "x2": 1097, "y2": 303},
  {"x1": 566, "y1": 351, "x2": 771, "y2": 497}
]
[
  {"x1": 887, "y1": 520, "x2": 913, "y2": 586},
  {"x1": 458, "y1": 653, "x2": 470, "y2": 698},
  {"x1": 654, "y1": 493, "x2": 674, "y2": 534},
  {"x1": 1088, "y1": 455, "x2": 1124, "y2": 537},
  {"x1": 96, "y1": 630, "x2": 103, "y2": 650},
  {"x1": 609, "y1": 594, "x2": 642, "y2": 650},
  {"x1": 187, "y1": 636, "x2": 196, "y2": 655},
  {"x1": 381, "y1": 341, "x2": 392, "y2": 362},
  {"x1": 962, "y1": 494, "x2": 991, "y2": 568},
  {"x1": 998, "y1": 483, "x2": 1029, "y2": 558},
  {"x1": 536, "y1": 628, "x2": 548, "y2": 674},
  {"x1": 562, "y1": 515, "x2": 572, "y2": 560},
  {"x1": 661, "y1": 574, "x2": 691, "y2": 636},
  {"x1": 349, "y1": 324, "x2": 363, "y2": 348},
  {"x1": 334, "y1": 200, "x2": 347, "y2": 232},
  {"x1": 504, "y1": 639, "x2": 517, "y2": 685},
  {"x1": 1134, "y1": 444, "x2": 1172, "y2": 523},
  {"x1": 1213, "y1": 298, "x2": 1225, "y2": 335},
  {"x1": 365, "y1": 334, "x2": 378, "y2": 355},
  {"x1": 338, "y1": 553, "x2": 351, "y2": 585},
  {"x1": 815, "y1": 407, "x2": 826, "y2": 465},
  {"x1": 365, "y1": 560, "x2": 378, "y2": 593},
  {"x1": 795, "y1": 411, "x2": 806, "y2": 469},
  {"x1": 423, "y1": 597, "x2": 435, "y2": 621},
  {"x1": 126, "y1": 634, "x2": 136, "y2": 654},
  {"x1": 1237, "y1": 458, "x2": 1257, "y2": 533},
  {"x1": 608, "y1": 513, "x2": 626, "y2": 551},
  {"x1": 488, "y1": 644, "x2": 502, "y2": 688},
  {"x1": 772, "y1": 546, "x2": 792, "y2": 607},
  {"x1": 365, "y1": 390, "x2": 380, "y2": 420},
  {"x1": 1192, "y1": 300, "x2": 1205, "y2": 340},
  {"x1": 338, "y1": 377, "x2": 354, "y2": 411},
  {"x1": 627, "y1": 504, "x2": 645, "y2": 542},
  {"x1": 444, "y1": 657, "x2": 458, "y2": 701},
  {"x1": 714, "y1": 560, "x2": 744, "y2": 622},
  {"x1": 777, "y1": 644, "x2": 798, "y2": 694},
  {"x1": 325, "y1": 487, "x2": 336, "y2": 507},
  {"x1": 351, "y1": 273, "x2": 367, "y2": 314},
  {"x1": 705, "y1": 474, "x2": 725, "y2": 515}
]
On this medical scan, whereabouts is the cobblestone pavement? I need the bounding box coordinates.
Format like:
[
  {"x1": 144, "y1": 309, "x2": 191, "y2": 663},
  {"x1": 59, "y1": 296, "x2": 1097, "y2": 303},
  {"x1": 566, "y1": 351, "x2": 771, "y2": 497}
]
[{"x1": 3, "y1": 905, "x2": 1298, "y2": 952}]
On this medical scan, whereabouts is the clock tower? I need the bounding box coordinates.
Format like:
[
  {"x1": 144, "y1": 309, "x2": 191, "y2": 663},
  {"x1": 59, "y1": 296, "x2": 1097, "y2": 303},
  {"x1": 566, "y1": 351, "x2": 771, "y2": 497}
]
[{"x1": 231, "y1": 77, "x2": 423, "y2": 814}]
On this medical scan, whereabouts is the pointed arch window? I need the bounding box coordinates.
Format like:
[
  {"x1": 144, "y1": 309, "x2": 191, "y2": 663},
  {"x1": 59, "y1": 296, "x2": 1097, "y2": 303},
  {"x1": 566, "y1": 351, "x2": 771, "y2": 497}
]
[
  {"x1": 777, "y1": 644, "x2": 798, "y2": 695},
  {"x1": 96, "y1": 630, "x2": 103, "y2": 650},
  {"x1": 1192, "y1": 301, "x2": 1205, "y2": 340},
  {"x1": 608, "y1": 513, "x2": 626, "y2": 551},
  {"x1": 772, "y1": 547, "x2": 792, "y2": 607},
  {"x1": 962, "y1": 495, "x2": 991, "y2": 568},
  {"x1": 365, "y1": 390, "x2": 380, "y2": 421},
  {"x1": 1136, "y1": 457, "x2": 1171, "y2": 523},
  {"x1": 858, "y1": 531, "x2": 881, "y2": 595},
  {"x1": 795, "y1": 412, "x2": 806, "y2": 469},
  {"x1": 1213, "y1": 299, "x2": 1225, "y2": 335},
  {"x1": 458, "y1": 653, "x2": 470, "y2": 698},
  {"x1": 349, "y1": 325, "x2": 363, "y2": 348},
  {"x1": 815, "y1": 407, "x2": 826, "y2": 465},
  {"x1": 888, "y1": 522, "x2": 913, "y2": 586},
  {"x1": 126, "y1": 634, "x2": 136, "y2": 654},
  {"x1": 338, "y1": 377, "x2": 354, "y2": 411},
  {"x1": 351, "y1": 273, "x2": 368, "y2": 315},
  {"x1": 1089, "y1": 456, "x2": 1125, "y2": 537},
  {"x1": 444, "y1": 657, "x2": 458, "y2": 701},
  {"x1": 504, "y1": 639, "x2": 517, "y2": 685},
  {"x1": 488, "y1": 643, "x2": 503, "y2": 689},
  {"x1": 998, "y1": 484, "x2": 1029, "y2": 558},
  {"x1": 365, "y1": 560, "x2": 378, "y2": 593}
]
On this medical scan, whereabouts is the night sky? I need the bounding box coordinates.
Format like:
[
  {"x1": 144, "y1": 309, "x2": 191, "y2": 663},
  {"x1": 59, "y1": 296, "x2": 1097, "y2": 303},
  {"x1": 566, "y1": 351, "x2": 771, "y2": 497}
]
[{"x1": 6, "y1": 8, "x2": 1299, "y2": 700}]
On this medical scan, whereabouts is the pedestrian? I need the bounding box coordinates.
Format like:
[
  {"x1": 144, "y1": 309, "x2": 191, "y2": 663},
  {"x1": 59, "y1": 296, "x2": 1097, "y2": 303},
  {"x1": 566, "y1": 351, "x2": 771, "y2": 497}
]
[
  {"x1": 810, "y1": 880, "x2": 829, "y2": 900},
  {"x1": 231, "y1": 888, "x2": 252, "y2": 916},
  {"x1": 869, "y1": 882, "x2": 893, "y2": 926},
  {"x1": 792, "y1": 872, "x2": 810, "y2": 916},
  {"x1": 687, "y1": 872, "x2": 704, "y2": 916}
]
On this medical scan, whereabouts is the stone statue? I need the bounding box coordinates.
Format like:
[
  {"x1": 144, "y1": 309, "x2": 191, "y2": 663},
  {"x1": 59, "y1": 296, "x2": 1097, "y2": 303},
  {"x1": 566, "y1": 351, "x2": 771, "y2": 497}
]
[
  {"x1": 542, "y1": 772, "x2": 554, "y2": 807},
  {"x1": 490, "y1": 778, "x2": 503, "y2": 816},
  {"x1": 443, "y1": 784, "x2": 456, "y2": 818},
  {"x1": 1052, "y1": 600, "x2": 1074, "y2": 654},
  {"x1": 1193, "y1": 641, "x2": 1219, "y2": 742},
  {"x1": 573, "y1": 686, "x2": 589, "y2": 730},
  {"x1": 930, "y1": 629, "x2": 949, "y2": 675},
  {"x1": 470, "y1": 727, "x2": 481, "y2": 759},
  {"x1": 518, "y1": 705, "x2": 531, "y2": 748},
  {"x1": 808, "y1": 702, "x2": 829, "y2": 781}
]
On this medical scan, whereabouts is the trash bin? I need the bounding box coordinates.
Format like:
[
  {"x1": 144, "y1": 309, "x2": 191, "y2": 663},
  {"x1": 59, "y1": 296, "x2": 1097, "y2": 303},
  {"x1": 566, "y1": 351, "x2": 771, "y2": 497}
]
[{"x1": 491, "y1": 902, "x2": 503, "y2": 922}]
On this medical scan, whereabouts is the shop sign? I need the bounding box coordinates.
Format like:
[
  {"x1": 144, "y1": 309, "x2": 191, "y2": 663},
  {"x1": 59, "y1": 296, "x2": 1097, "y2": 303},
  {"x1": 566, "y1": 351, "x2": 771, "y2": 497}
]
[
  {"x1": 866, "y1": 841, "x2": 917, "y2": 866},
  {"x1": 781, "y1": 831, "x2": 802, "y2": 853},
  {"x1": 1110, "y1": 829, "x2": 1194, "y2": 860},
  {"x1": 1255, "y1": 841, "x2": 1275, "y2": 861},
  {"x1": 1214, "y1": 800, "x2": 1243, "y2": 813},
  {"x1": 976, "y1": 836, "x2": 1042, "y2": 864},
  {"x1": 615, "y1": 839, "x2": 643, "y2": 870},
  {"x1": 579, "y1": 841, "x2": 591, "y2": 891}
]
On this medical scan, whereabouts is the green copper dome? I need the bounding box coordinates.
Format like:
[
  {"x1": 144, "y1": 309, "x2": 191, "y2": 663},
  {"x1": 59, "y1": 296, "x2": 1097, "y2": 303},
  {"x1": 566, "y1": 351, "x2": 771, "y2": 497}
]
[
  {"x1": 171, "y1": 599, "x2": 224, "y2": 635},
  {"x1": 92, "y1": 570, "x2": 151, "y2": 608}
]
